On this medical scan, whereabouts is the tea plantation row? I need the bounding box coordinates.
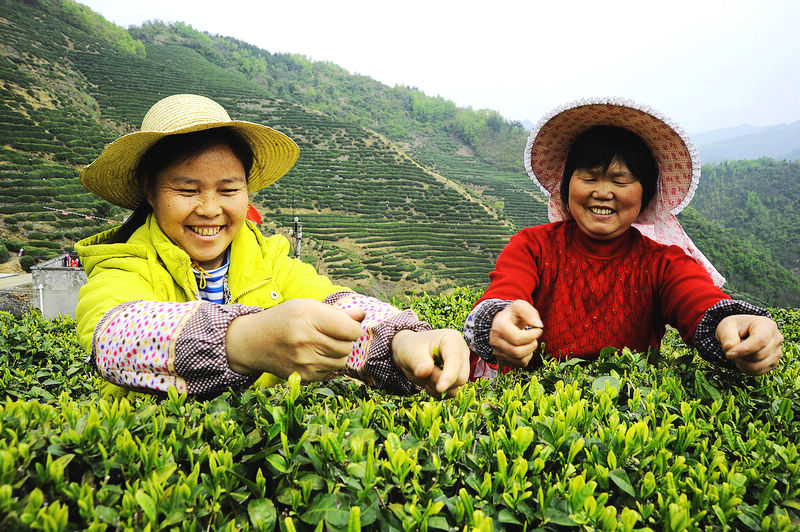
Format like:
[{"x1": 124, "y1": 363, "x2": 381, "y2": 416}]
[{"x1": 1, "y1": 289, "x2": 799, "y2": 530}]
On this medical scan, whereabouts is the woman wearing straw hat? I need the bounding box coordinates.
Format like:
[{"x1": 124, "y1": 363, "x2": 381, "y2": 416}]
[
  {"x1": 465, "y1": 98, "x2": 783, "y2": 380},
  {"x1": 75, "y1": 93, "x2": 469, "y2": 398}
]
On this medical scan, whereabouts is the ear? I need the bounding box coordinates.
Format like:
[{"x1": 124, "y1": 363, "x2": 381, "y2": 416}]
[{"x1": 141, "y1": 178, "x2": 154, "y2": 207}]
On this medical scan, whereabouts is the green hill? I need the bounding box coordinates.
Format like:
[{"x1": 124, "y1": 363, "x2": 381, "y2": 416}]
[
  {"x1": 125, "y1": 20, "x2": 550, "y2": 231},
  {"x1": 678, "y1": 207, "x2": 800, "y2": 307},
  {"x1": 0, "y1": 0, "x2": 520, "y2": 297},
  {"x1": 0, "y1": 0, "x2": 798, "y2": 307},
  {"x1": 691, "y1": 159, "x2": 800, "y2": 277}
]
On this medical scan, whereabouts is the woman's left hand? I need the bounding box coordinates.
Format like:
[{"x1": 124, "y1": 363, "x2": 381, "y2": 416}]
[
  {"x1": 715, "y1": 314, "x2": 784, "y2": 376},
  {"x1": 391, "y1": 329, "x2": 470, "y2": 398}
]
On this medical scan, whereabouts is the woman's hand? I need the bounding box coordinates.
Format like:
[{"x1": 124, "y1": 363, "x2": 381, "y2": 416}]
[
  {"x1": 715, "y1": 314, "x2": 784, "y2": 376},
  {"x1": 489, "y1": 300, "x2": 544, "y2": 368},
  {"x1": 225, "y1": 299, "x2": 365, "y2": 381},
  {"x1": 391, "y1": 329, "x2": 469, "y2": 398}
]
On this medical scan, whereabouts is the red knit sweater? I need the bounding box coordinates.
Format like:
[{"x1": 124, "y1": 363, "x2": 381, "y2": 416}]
[{"x1": 477, "y1": 221, "x2": 729, "y2": 359}]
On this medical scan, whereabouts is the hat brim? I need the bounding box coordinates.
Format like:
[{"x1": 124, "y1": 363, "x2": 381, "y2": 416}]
[
  {"x1": 524, "y1": 97, "x2": 700, "y2": 215},
  {"x1": 80, "y1": 120, "x2": 299, "y2": 210}
]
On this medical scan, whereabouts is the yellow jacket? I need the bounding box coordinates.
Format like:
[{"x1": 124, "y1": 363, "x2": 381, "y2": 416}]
[{"x1": 75, "y1": 214, "x2": 347, "y2": 395}]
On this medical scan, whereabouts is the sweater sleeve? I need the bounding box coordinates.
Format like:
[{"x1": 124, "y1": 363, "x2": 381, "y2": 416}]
[
  {"x1": 656, "y1": 245, "x2": 731, "y2": 344},
  {"x1": 90, "y1": 290, "x2": 435, "y2": 398},
  {"x1": 90, "y1": 300, "x2": 263, "y2": 397},
  {"x1": 324, "y1": 291, "x2": 430, "y2": 395},
  {"x1": 477, "y1": 229, "x2": 541, "y2": 306}
]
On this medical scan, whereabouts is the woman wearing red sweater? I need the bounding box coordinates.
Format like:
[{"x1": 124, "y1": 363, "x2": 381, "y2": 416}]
[{"x1": 465, "y1": 98, "x2": 783, "y2": 379}]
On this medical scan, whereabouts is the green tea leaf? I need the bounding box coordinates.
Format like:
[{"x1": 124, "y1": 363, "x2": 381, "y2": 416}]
[
  {"x1": 94, "y1": 505, "x2": 119, "y2": 524},
  {"x1": 248, "y1": 498, "x2": 276, "y2": 530},
  {"x1": 315, "y1": 387, "x2": 335, "y2": 398},
  {"x1": 609, "y1": 469, "x2": 635, "y2": 498},
  {"x1": 135, "y1": 491, "x2": 157, "y2": 523},
  {"x1": 498, "y1": 509, "x2": 523, "y2": 525},
  {"x1": 427, "y1": 516, "x2": 450, "y2": 530},
  {"x1": 265, "y1": 453, "x2": 289, "y2": 473},
  {"x1": 544, "y1": 507, "x2": 576, "y2": 526},
  {"x1": 301, "y1": 493, "x2": 350, "y2": 527},
  {"x1": 591, "y1": 375, "x2": 620, "y2": 395}
]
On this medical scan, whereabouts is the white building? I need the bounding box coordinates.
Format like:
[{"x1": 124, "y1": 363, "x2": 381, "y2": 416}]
[{"x1": 30, "y1": 255, "x2": 87, "y2": 318}]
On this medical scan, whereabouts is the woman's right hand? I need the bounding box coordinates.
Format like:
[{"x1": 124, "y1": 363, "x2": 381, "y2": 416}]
[
  {"x1": 489, "y1": 300, "x2": 544, "y2": 368},
  {"x1": 225, "y1": 299, "x2": 364, "y2": 381}
]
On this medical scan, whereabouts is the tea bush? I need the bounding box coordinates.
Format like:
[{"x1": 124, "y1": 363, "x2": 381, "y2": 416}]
[{"x1": 1, "y1": 295, "x2": 799, "y2": 531}]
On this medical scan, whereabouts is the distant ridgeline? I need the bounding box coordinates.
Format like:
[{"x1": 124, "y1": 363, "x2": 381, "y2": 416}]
[{"x1": 1, "y1": 0, "x2": 799, "y2": 306}]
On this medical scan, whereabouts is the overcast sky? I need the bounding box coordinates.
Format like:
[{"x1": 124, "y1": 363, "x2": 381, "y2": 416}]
[{"x1": 78, "y1": 0, "x2": 800, "y2": 134}]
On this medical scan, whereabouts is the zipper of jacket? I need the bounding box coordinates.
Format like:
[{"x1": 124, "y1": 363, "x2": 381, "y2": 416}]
[
  {"x1": 176, "y1": 261, "x2": 200, "y2": 301},
  {"x1": 230, "y1": 277, "x2": 272, "y2": 304}
]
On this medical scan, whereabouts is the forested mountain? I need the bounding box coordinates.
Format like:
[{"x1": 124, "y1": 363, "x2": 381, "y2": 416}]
[
  {"x1": 678, "y1": 206, "x2": 800, "y2": 307},
  {"x1": 1, "y1": 0, "x2": 798, "y2": 307},
  {"x1": 691, "y1": 159, "x2": 800, "y2": 276}
]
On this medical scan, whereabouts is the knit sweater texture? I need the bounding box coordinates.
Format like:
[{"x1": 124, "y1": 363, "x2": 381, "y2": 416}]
[{"x1": 476, "y1": 221, "x2": 730, "y2": 358}]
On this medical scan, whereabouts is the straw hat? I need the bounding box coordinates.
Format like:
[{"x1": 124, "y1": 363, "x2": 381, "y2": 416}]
[
  {"x1": 524, "y1": 97, "x2": 724, "y2": 286},
  {"x1": 80, "y1": 94, "x2": 299, "y2": 209}
]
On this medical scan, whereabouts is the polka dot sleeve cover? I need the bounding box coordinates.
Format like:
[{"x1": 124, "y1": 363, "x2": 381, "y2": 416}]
[
  {"x1": 90, "y1": 300, "x2": 262, "y2": 396},
  {"x1": 325, "y1": 291, "x2": 432, "y2": 395},
  {"x1": 91, "y1": 293, "x2": 432, "y2": 397}
]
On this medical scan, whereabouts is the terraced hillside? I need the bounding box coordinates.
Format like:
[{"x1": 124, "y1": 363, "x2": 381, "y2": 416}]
[
  {"x1": 128, "y1": 20, "x2": 551, "y2": 232},
  {"x1": 407, "y1": 131, "x2": 549, "y2": 230},
  {"x1": 0, "y1": 0, "x2": 514, "y2": 296}
]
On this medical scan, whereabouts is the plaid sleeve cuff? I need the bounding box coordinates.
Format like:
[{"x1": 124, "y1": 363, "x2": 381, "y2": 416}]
[
  {"x1": 693, "y1": 299, "x2": 771, "y2": 367},
  {"x1": 359, "y1": 310, "x2": 431, "y2": 395},
  {"x1": 175, "y1": 302, "x2": 264, "y2": 397},
  {"x1": 464, "y1": 299, "x2": 512, "y2": 364},
  {"x1": 324, "y1": 290, "x2": 430, "y2": 395}
]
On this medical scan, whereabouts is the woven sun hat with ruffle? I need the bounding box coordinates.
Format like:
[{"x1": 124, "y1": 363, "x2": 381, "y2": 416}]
[
  {"x1": 524, "y1": 97, "x2": 724, "y2": 286},
  {"x1": 80, "y1": 94, "x2": 299, "y2": 210}
]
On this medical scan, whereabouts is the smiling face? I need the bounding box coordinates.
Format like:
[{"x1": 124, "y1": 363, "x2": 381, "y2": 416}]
[
  {"x1": 567, "y1": 159, "x2": 643, "y2": 241},
  {"x1": 145, "y1": 143, "x2": 249, "y2": 269}
]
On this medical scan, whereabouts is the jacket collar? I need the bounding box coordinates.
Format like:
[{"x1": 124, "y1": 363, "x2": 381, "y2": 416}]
[{"x1": 77, "y1": 215, "x2": 273, "y2": 301}]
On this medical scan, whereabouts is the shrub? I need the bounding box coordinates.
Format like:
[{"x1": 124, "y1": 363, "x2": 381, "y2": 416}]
[
  {"x1": 0, "y1": 303, "x2": 799, "y2": 529},
  {"x1": 19, "y1": 255, "x2": 36, "y2": 271}
]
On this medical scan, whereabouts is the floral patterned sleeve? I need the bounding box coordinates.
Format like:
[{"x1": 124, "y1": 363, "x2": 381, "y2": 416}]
[
  {"x1": 90, "y1": 300, "x2": 262, "y2": 397},
  {"x1": 324, "y1": 291, "x2": 431, "y2": 395}
]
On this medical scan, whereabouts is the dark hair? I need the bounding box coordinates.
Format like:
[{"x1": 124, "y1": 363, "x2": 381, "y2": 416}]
[
  {"x1": 560, "y1": 125, "x2": 658, "y2": 211},
  {"x1": 109, "y1": 128, "x2": 254, "y2": 243}
]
